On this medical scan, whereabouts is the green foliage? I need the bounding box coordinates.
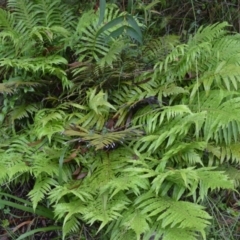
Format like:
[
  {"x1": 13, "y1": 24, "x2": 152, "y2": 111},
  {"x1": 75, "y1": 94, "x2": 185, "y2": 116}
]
[{"x1": 0, "y1": 1, "x2": 239, "y2": 239}]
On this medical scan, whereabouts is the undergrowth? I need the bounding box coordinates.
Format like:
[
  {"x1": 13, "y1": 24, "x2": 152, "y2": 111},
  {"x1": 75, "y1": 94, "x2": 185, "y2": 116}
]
[{"x1": 1, "y1": 0, "x2": 240, "y2": 240}]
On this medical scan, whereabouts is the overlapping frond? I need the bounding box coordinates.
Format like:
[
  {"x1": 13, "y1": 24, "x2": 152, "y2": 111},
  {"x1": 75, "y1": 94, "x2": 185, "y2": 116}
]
[
  {"x1": 0, "y1": 3, "x2": 239, "y2": 239},
  {"x1": 143, "y1": 194, "x2": 210, "y2": 228}
]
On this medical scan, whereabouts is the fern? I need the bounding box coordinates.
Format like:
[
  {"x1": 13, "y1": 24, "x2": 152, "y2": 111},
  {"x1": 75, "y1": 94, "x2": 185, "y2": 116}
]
[
  {"x1": 0, "y1": 83, "x2": 15, "y2": 94},
  {"x1": 28, "y1": 177, "x2": 57, "y2": 210},
  {"x1": 136, "y1": 191, "x2": 211, "y2": 239},
  {"x1": 142, "y1": 35, "x2": 179, "y2": 64},
  {"x1": 62, "y1": 215, "x2": 82, "y2": 239},
  {"x1": 1, "y1": 3, "x2": 240, "y2": 239},
  {"x1": 9, "y1": 104, "x2": 38, "y2": 121},
  {"x1": 69, "y1": 3, "x2": 142, "y2": 77}
]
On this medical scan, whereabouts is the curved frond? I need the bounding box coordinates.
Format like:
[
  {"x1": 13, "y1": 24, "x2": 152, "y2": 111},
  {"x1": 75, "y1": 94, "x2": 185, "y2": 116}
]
[{"x1": 135, "y1": 191, "x2": 211, "y2": 238}]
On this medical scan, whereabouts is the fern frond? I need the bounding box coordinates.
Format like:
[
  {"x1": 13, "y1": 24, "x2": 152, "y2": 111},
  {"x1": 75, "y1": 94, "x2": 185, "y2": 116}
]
[
  {"x1": 220, "y1": 165, "x2": 240, "y2": 187},
  {"x1": 33, "y1": 108, "x2": 66, "y2": 140},
  {"x1": 48, "y1": 183, "x2": 94, "y2": 204},
  {"x1": 135, "y1": 191, "x2": 211, "y2": 237},
  {"x1": 125, "y1": 157, "x2": 233, "y2": 201},
  {"x1": 28, "y1": 177, "x2": 57, "y2": 210},
  {"x1": 31, "y1": 154, "x2": 60, "y2": 177},
  {"x1": 64, "y1": 128, "x2": 142, "y2": 150},
  {"x1": 6, "y1": 156, "x2": 31, "y2": 180},
  {"x1": 103, "y1": 174, "x2": 149, "y2": 198},
  {"x1": 0, "y1": 83, "x2": 15, "y2": 94},
  {"x1": 142, "y1": 35, "x2": 179, "y2": 63},
  {"x1": 62, "y1": 215, "x2": 82, "y2": 239},
  {"x1": 201, "y1": 94, "x2": 240, "y2": 144},
  {"x1": 135, "y1": 111, "x2": 205, "y2": 153},
  {"x1": 196, "y1": 168, "x2": 234, "y2": 201},
  {"x1": 0, "y1": 56, "x2": 70, "y2": 88},
  {"x1": 188, "y1": 22, "x2": 229, "y2": 45},
  {"x1": 82, "y1": 192, "x2": 130, "y2": 230},
  {"x1": 98, "y1": 39, "x2": 125, "y2": 67},
  {"x1": 109, "y1": 229, "x2": 136, "y2": 240},
  {"x1": 9, "y1": 104, "x2": 38, "y2": 121},
  {"x1": 118, "y1": 207, "x2": 151, "y2": 239},
  {"x1": 160, "y1": 227, "x2": 198, "y2": 240},
  {"x1": 6, "y1": 136, "x2": 32, "y2": 154},
  {"x1": 54, "y1": 201, "x2": 85, "y2": 222},
  {"x1": 220, "y1": 143, "x2": 240, "y2": 164},
  {"x1": 0, "y1": 8, "x2": 15, "y2": 31},
  {"x1": 8, "y1": 0, "x2": 39, "y2": 34},
  {"x1": 35, "y1": 0, "x2": 76, "y2": 30},
  {"x1": 143, "y1": 224, "x2": 198, "y2": 240},
  {"x1": 69, "y1": 4, "x2": 142, "y2": 72}
]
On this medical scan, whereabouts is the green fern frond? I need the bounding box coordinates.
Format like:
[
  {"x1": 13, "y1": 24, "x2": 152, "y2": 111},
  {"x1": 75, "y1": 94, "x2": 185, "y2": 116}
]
[
  {"x1": 188, "y1": 22, "x2": 229, "y2": 45},
  {"x1": 30, "y1": 26, "x2": 69, "y2": 43},
  {"x1": 9, "y1": 104, "x2": 38, "y2": 121},
  {"x1": 54, "y1": 201, "x2": 85, "y2": 222},
  {"x1": 0, "y1": 55, "x2": 67, "y2": 71},
  {"x1": 111, "y1": 82, "x2": 157, "y2": 127},
  {"x1": 33, "y1": 108, "x2": 66, "y2": 140},
  {"x1": 7, "y1": 0, "x2": 39, "y2": 34},
  {"x1": 160, "y1": 227, "x2": 198, "y2": 240},
  {"x1": 109, "y1": 229, "x2": 136, "y2": 240},
  {"x1": 124, "y1": 208, "x2": 150, "y2": 238},
  {"x1": 64, "y1": 128, "x2": 142, "y2": 150},
  {"x1": 28, "y1": 177, "x2": 57, "y2": 210},
  {"x1": 48, "y1": 183, "x2": 94, "y2": 204},
  {"x1": 2, "y1": 6, "x2": 240, "y2": 240},
  {"x1": 62, "y1": 88, "x2": 115, "y2": 130},
  {"x1": 220, "y1": 165, "x2": 240, "y2": 187},
  {"x1": 0, "y1": 56, "x2": 70, "y2": 88},
  {"x1": 196, "y1": 168, "x2": 234, "y2": 201},
  {"x1": 72, "y1": 7, "x2": 123, "y2": 64},
  {"x1": 201, "y1": 94, "x2": 240, "y2": 144},
  {"x1": 0, "y1": 0, "x2": 75, "y2": 63},
  {"x1": 135, "y1": 191, "x2": 211, "y2": 238},
  {"x1": 125, "y1": 156, "x2": 233, "y2": 201},
  {"x1": 6, "y1": 156, "x2": 31, "y2": 180},
  {"x1": 135, "y1": 111, "x2": 206, "y2": 153},
  {"x1": 98, "y1": 39, "x2": 125, "y2": 67},
  {"x1": 0, "y1": 8, "x2": 15, "y2": 31},
  {"x1": 143, "y1": 224, "x2": 198, "y2": 240},
  {"x1": 87, "y1": 88, "x2": 116, "y2": 115},
  {"x1": 152, "y1": 22, "x2": 240, "y2": 99},
  {"x1": 206, "y1": 142, "x2": 240, "y2": 166},
  {"x1": 143, "y1": 35, "x2": 179, "y2": 63},
  {"x1": 36, "y1": 109, "x2": 65, "y2": 126},
  {"x1": 159, "y1": 141, "x2": 206, "y2": 165},
  {"x1": 32, "y1": 154, "x2": 59, "y2": 177},
  {"x1": 62, "y1": 215, "x2": 82, "y2": 239},
  {"x1": 34, "y1": 0, "x2": 76, "y2": 30},
  {"x1": 54, "y1": 192, "x2": 130, "y2": 235},
  {"x1": 69, "y1": 4, "x2": 142, "y2": 73},
  {"x1": 109, "y1": 175, "x2": 149, "y2": 197},
  {"x1": 82, "y1": 192, "x2": 130, "y2": 230},
  {"x1": 6, "y1": 136, "x2": 32, "y2": 154},
  {"x1": 219, "y1": 143, "x2": 240, "y2": 164},
  {"x1": 156, "y1": 83, "x2": 188, "y2": 103},
  {"x1": 35, "y1": 123, "x2": 65, "y2": 141},
  {"x1": 0, "y1": 83, "x2": 15, "y2": 94}
]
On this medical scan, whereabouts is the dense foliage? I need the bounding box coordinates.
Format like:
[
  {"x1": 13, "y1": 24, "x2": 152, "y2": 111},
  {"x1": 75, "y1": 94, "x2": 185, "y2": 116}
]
[{"x1": 1, "y1": 0, "x2": 240, "y2": 240}]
